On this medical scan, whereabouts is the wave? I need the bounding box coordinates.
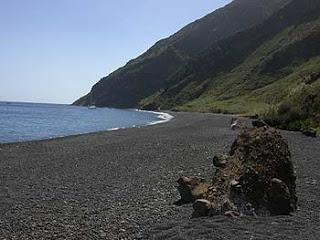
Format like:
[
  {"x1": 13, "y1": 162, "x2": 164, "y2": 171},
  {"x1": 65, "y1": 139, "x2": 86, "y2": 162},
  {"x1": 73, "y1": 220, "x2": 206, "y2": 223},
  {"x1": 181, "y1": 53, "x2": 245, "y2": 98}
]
[{"x1": 134, "y1": 109, "x2": 174, "y2": 126}]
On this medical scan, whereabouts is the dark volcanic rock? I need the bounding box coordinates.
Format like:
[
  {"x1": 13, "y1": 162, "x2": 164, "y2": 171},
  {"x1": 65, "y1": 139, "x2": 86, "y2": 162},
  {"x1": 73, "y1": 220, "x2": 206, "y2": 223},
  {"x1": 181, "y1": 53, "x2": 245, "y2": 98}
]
[
  {"x1": 230, "y1": 118, "x2": 240, "y2": 130},
  {"x1": 252, "y1": 119, "x2": 268, "y2": 128},
  {"x1": 177, "y1": 127, "x2": 297, "y2": 217},
  {"x1": 176, "y1": 176, "x2": 211, "y2": 204},
  {"x1": 229, "y1": 127, "x2": 297, "y2": 215},
  {"x1": 212, "y1": 155, "x2": 228, "y2": 168},
  {"x1": 192, "y1": 199, "x2": 212, "y2": 218},
  {"x1": 267, "y1": 178, "x2": 292, "y2": 215},
  {"x1": 302, "y1": 128, "x2": 317, "y2": 137}
]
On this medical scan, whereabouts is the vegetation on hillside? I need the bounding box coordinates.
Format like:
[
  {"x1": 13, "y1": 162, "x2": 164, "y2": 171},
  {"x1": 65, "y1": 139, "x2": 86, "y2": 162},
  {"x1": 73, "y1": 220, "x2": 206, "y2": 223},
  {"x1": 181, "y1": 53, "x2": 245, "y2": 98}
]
[
  {"x1": 141, "y1": 0, "x2": 320, "y2": 133},
  {"x1": 264, "y1": 77, "x2": 320, "y2": 132},
  {"x1": 74, "y1": 0, "x2": 289, "y2": 108},
  {"x1": 74, "y1": 0, "x2": 320, "y2": 133}
]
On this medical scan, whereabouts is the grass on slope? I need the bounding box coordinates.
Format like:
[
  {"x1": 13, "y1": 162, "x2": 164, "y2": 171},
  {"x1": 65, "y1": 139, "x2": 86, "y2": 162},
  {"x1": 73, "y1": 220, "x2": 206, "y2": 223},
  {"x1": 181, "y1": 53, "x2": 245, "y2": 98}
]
[
  {"x1": 177, "y1": 57, "x2": 320, "y2": 115},
  {"x1": 171, "y1": 18, "x2": 320, "y2": 132},
  {"x1": 263, "y1": 75, "x2": 320, "y2": 132}
]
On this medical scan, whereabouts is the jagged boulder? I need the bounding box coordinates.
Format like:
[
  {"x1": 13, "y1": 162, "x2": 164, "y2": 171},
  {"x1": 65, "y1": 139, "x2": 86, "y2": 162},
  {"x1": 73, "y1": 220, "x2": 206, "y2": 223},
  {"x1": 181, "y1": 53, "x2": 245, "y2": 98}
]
[
  {"x1": 176, "y1": 127, "x2": 297, "y2": 217},
  {"x1": 228, "y1": 126, "x2": 297, "y2": 215}
]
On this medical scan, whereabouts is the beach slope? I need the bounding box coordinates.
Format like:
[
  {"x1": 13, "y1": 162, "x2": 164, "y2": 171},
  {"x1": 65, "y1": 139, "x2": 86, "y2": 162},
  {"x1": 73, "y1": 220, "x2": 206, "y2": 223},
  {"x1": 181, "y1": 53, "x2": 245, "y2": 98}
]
[{"x1": 0, "y1": 112, "x2": 319, "y2": 239}]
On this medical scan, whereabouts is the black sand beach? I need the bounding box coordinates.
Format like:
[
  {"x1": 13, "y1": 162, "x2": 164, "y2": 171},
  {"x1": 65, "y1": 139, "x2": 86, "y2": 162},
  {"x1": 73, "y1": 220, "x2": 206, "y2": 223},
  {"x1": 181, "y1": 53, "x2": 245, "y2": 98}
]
[{"x1": 0, "y1": 112, "x2": 319, "y2": 239}]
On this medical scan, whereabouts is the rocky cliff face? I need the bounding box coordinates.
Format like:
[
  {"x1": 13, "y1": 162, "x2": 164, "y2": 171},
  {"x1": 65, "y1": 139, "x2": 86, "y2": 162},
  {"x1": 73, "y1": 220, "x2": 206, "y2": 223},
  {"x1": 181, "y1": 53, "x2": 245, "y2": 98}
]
[{"x1": 73, "y1": 0, "x2": 290, "y2": 107}]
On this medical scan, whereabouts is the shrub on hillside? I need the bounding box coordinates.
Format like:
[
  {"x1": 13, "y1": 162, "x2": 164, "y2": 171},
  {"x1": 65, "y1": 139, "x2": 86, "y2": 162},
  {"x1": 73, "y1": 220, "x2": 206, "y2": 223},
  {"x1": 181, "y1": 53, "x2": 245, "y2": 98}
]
[{"x1": 263, "y1": 83, "x2": 320, "y2": 132}]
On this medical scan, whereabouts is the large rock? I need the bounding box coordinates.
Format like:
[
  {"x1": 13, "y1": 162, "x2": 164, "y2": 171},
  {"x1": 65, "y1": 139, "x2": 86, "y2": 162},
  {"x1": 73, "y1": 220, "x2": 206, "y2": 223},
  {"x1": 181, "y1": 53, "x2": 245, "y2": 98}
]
[
  {"x1": 176, "y1": 127, "x2": 297, "y2": 217},
  {"x1": 228, "y1": 127, "x2": 297, "y2": 215}
]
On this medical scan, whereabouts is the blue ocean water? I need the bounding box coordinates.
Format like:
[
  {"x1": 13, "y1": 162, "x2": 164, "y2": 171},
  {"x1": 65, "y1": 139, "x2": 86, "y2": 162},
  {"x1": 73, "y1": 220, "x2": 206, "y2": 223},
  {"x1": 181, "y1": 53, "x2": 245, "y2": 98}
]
[{"x1": 0, "y1": 102, "x2": 172, "y2": 143}]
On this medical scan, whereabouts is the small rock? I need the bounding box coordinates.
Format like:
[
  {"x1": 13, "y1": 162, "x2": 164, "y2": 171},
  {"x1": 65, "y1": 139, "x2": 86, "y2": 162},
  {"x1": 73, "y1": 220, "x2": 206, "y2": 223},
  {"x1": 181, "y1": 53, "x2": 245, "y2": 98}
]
[
  {"x1": 192, "y1": 199, "x2": 212, "y2": 218},
  {"x1": 311, "y1": 179, "x2": 317, "y2": 185},
  {"x1": 212, "y1": 155, "x2": 228, "y2": 168},
  {"x1": 252, "y1": 119, "x2": 268, "y2": 128},
  {"x1": 302, "y1": 128, "x2": 317, "y2": 137},
  {"x1": 230, "y1": 179, "x2": 239, "y2": 187},
  {"x1": 222, "y1": 200, "x2": 235, "y2": 212},
  {"x1": 230, "y1": 118, "x2": 240, "y2": 130},
  {"x1": 208, "y1": 186, "x2": 217, "y2": 192},
  {"x1": 100, "y1": 231, "x2": 107, "y2": 238},
  {"x1": 224, "y1": 210, "x2": 240, "y2": 218},
  {"x1": 245, "y1": 203, "x2": 257, "y2": 217}
]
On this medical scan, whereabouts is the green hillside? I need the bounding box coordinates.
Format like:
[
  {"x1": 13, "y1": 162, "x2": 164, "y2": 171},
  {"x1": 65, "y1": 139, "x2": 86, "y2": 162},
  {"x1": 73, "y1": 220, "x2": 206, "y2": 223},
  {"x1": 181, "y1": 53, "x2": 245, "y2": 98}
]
[
  {"x1": 73, "y1": 0, "x2": 289, "y2": 108},
  {"x1": 141, "y1": 0, "x2": 320, "y2": 132}
]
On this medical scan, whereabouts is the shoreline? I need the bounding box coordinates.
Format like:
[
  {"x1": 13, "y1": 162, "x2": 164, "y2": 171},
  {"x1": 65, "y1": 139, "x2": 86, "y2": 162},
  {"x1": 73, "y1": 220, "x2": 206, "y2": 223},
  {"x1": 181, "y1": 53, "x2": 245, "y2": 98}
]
[
  {"x1": 0, "y1": 108, "x2": 174, "y2": 146},
  {"x1": 133, "y1": 109, "x2": 174, "y2": 126},
  {"x1": 1, "y1": 112, "x2": 319, "y2": 239}
]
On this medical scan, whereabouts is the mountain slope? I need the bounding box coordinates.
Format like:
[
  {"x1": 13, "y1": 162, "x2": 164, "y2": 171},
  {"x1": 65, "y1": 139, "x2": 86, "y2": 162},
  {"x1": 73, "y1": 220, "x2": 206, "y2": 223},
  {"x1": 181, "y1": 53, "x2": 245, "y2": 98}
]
[
  {"x1": 142, "y1": 0, "x2": 320, "y2": 109},
  {"x1": 74, "y1": 0, "x2": 290, "y2": 108},
  {"x1": 141, "y1": 0, "x2": 320, "y2": 132}
]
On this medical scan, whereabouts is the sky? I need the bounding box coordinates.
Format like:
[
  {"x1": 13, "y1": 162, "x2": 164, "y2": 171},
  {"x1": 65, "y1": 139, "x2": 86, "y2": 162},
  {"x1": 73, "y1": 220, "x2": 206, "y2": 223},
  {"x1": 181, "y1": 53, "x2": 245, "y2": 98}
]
[{"x1": 0, "y1": 0, "x2": 232, "y2": 104}]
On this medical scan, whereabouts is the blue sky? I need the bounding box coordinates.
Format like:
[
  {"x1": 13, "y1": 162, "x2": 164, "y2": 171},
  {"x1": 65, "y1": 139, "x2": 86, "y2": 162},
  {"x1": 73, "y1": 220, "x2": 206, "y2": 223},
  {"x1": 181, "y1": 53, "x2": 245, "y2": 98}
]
[{"x1": 0, "y1": 0, "x2": 231, "y2": 104}]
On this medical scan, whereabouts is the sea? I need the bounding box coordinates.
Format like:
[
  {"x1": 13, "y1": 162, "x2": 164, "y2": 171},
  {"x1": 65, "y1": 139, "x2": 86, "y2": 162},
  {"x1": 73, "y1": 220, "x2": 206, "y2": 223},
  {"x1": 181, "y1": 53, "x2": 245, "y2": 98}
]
[{"x1": 0, "y1": 102, "x2": 172, "y2": 144}]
